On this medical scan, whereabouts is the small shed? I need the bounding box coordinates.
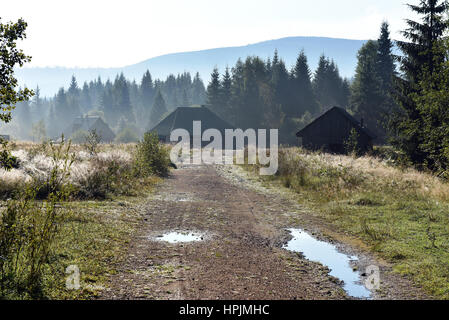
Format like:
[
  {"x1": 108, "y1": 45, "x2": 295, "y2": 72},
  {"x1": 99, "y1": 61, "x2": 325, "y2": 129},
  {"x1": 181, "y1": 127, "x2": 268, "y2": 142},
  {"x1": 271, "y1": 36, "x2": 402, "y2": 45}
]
[
  {"x1": 150, "y1": 105, "x2": 234, "y2": 146},
  {"x1": 296, "y1": 106, "x2": 376, "y2": 153},
  {"x1": 69, "y1": 116, "x2": 115, "y2": 143}
]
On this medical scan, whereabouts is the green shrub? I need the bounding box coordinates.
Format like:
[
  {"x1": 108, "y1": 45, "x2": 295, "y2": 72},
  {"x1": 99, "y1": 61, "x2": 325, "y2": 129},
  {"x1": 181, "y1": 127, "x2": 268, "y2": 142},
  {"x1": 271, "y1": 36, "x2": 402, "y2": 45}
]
[
  {"x1": 75, "y1": 156, "x2": 134, "y2": 199},
  {"x1": 344, "y1": 128, "x2": 362, "y2": 156},
  {"x1": 0, "y1": 139, "x2": 19, "y2": 170},
  {"x1": 31, "y1": 139, "x2": 75, "y2": 200},
  {"x1": 82, "y1": 129, "x2": 102, "y2": 156},
  {"x1": 134, "y1": 132, "x2": 170, "y2": 177},
  {"x1": 0, "y1": 138, "x2": 73, "y2": 299}
]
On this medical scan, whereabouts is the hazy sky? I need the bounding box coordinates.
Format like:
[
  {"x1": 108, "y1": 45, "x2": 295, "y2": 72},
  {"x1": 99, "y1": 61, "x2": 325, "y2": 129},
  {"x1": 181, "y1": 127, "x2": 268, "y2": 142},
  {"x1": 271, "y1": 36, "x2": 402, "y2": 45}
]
[{"x1": 2, "y1": 0, "x2": 415, "y2": 68}]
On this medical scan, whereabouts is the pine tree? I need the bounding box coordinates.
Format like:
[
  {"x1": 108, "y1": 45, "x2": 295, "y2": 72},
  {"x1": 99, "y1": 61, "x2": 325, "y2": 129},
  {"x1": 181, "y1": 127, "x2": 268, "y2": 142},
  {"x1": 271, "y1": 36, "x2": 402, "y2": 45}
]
[
  {"x1": 290, "y1": 50, "x2": 318, "y2": 117},
  {"x1": 375, "y1": 21, "x2": 397, "y2": 141},
  {"x1": 313, "y1": 55, "x2": 331, "y2": 111},
  {"x1": 141, "y1": 70, "x2": 154, "y2": 107},
  {"x1": 391, "y1": 0, "x2": 448, "y2": 165},
  {"x1": 350, "y1": 40, "x2": 384, "y2": 138},
  {"x1": 182, "y1": 89, "x2": 190, "y2": 107},
  {"x1": 221, "y1": 66, "x2": 232, "y2": 114},
  {"x1": 270, "y1": 52, "x2": 289, "y2": 122},
  {"x1": 207, "y1": 67, "x2": 222, "y2": 114},
  {"x1": 313, "y1": 55, "x2": 347, "y2": 111},
  {"x1": 100, "y1": 85, "x2": 114, "y2": 125},
  {"x1": 114, "y1": 73, "x2": 135, "y2": 124},
  {"x1": 377, "y1": 22, "x2": 395, "y2": 91},
  {"x1": 81, "y1": 82, "x2": 92, "y2": 113},
  {"x1": 192, "y1": 72, "x2": 206, "y2": 105},
  {"x1": 68, "y1": 75, "x2": 80, "y2": 96},
  {"x1": 149, "y1": 90, "x2": 168, "y2": 129},
  {"x1": 54, "y1": 88, "x2": 69, "y2": 132},
  {"x1": 31, "y1": 85, "x2": 43, "y2": 121},
  {"x1": 414, "y1": 40, "x2": 449, "y2": 174}
]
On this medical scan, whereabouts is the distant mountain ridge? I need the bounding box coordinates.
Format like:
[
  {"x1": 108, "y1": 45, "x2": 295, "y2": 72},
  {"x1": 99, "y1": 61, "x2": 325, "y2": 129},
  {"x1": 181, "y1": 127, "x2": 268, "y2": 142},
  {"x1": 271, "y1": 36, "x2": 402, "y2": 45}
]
[{"x1": 16, "y1": 36, "x2": 368, "y2": 97}]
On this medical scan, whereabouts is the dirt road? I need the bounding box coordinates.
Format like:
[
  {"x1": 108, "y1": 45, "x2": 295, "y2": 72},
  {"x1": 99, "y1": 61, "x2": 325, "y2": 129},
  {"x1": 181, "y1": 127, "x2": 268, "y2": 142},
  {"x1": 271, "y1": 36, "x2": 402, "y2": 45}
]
[{"x1": 101, "y1": 164, "x2": 428, "y2": 300}]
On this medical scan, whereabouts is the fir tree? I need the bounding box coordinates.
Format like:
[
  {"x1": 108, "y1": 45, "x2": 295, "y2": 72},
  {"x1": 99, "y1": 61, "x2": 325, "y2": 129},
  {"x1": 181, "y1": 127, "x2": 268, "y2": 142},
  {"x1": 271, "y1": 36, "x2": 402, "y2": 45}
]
[
  {"x1": 31, "y1": 85, "x2": 43, "y2": 121},
  {"x1": 141, "y1": 70, "x2": 154, "y2": 107},
  {"x1": 221, "y1": 66, "x2": 232, "y2": 114},
  {"x1": 391, "y1": 0, "x2": 448, "y2": 165},
  {"x1": 149, "y1": 90, "x2": 168, "y2": 129},
  {"x1": 207, "y1": 67, "x2": 222, "y2": 114},
  {"x1": 350, "y1": 40, "x2": 384, "y2": 139},
  {"x1": 377, "y1": 22, "x2": 395, "y2": 91},
  {"x1": 313, "y1": 55, "x2": 347, "y2": 111},
  {"x1": 290, "y1": 50, "x2": 318, "y2": 117}
]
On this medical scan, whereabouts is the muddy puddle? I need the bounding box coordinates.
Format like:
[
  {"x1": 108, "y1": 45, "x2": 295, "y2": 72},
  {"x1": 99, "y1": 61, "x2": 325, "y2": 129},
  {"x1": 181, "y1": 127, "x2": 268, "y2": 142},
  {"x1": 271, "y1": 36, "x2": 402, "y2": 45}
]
[
  {"x1": 284, "y1": 228, "x2": 371, "y2": 299},
  {"x1": 154, "y1": 231, "x2": 205, "y2": 244}
]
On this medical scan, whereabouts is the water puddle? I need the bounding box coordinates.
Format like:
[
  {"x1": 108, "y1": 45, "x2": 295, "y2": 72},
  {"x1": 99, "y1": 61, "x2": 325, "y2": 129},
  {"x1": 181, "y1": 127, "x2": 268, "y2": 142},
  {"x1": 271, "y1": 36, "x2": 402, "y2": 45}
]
[
  {"x1": 155, "y1": 231, "x2": 204, "y2": 244},
  {"x1": 284, "y1": 228, "x2": 371, "y2": 299}
]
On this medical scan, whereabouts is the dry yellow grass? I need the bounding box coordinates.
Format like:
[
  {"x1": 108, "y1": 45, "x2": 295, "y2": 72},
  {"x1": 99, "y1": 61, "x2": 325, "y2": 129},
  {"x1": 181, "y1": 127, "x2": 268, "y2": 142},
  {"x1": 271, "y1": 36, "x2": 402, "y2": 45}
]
[{"x1": 279, "y1": 147, "x2": 449, "y2": 202}]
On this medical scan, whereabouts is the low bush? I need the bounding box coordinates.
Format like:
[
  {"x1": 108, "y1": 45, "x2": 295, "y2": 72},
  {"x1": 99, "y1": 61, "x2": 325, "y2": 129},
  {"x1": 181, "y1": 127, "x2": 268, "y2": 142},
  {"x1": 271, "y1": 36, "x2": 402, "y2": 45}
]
[{"x1": 134, "y1": 132, "x2": 170, "y2": 177}]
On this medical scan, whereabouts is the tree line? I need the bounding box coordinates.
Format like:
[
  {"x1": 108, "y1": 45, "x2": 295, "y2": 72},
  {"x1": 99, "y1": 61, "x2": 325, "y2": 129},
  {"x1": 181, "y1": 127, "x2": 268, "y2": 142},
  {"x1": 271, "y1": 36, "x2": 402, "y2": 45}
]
[
  {"x1": 206, "y1": 51, "x2": 350, "y2": 144},
  {"x1": 205, "y1": 22, "x2": 396, "y2": 145},
  {"x1": 6, "y1": 71, "x2": 207, "y2": 141}
]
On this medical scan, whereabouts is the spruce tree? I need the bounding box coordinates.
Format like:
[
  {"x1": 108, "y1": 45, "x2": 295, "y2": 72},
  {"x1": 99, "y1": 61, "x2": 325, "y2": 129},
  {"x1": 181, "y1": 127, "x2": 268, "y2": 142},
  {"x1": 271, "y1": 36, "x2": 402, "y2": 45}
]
[
  {"x1": 114, "y1": 73, "x2": 135, "y2": 124},
  {"x1": 377, "y1": 22, "x2": 395, "y2": 91},
  {"x1": 182, "y1": 89, "x2": 190, "y2": 107},
  {"x1": 313, "y1": 55, "x2": 347, "y2": 112},
  {"x1": 375, "y1": 21, "x2": 397, "y2": 141},
  {"x1": 67, "y1": 76, "x2": 81, "y2": 122},
  {"x1": 192, "y1": 72, "x2": 206, "y2": 105},
  {"x1": 68, "y1": 75, "x2": 80, "y2": 97},
  {"x1": 207, "y1": 67, "x2": 222, "y2": 114},
  {"x1": 290, "y1": 50, "x2": 318, "y2": 117},
  {"x1": 149, "y1": 90, "x2": 168, "y2": 129},
  {"x1": 221, "y1": 66, "x2": 232, "y2": 116},
  {"x1": 81, "y1": 82, "x2": 92, "y2": 113},
  {"x1": 141, "y1": 70, "x2": 154, "y2": 107},
  {"x1": 350, "y1": 40, "x2": 384, "y2": 139},
  {"x1": 31, "y1": 85, "x2": 43, "y2": 121},
  {"x1": 54, "y1": 88, "x2": 69, "y2": 131},
  {"x1": 391, "y1": 0, "x2": 448, "y2": 165}
]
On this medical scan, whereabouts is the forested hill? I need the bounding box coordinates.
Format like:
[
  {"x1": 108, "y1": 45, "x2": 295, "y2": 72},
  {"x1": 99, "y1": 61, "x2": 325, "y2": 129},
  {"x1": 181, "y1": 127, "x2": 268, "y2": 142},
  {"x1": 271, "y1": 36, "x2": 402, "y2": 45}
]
[{"x1": 16, "y1": 36, "x2": 367, "y2": 96}]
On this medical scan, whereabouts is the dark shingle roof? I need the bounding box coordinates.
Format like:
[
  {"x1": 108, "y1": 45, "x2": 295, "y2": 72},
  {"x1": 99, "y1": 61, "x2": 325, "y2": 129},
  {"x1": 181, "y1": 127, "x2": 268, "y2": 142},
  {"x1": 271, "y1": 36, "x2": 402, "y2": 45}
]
[
  {"x1": 150, "y1": 106, "x2": 234, "y2": 136},
  {"x1": 296, "y1": 106, "x2": 376, "y2": 139}
]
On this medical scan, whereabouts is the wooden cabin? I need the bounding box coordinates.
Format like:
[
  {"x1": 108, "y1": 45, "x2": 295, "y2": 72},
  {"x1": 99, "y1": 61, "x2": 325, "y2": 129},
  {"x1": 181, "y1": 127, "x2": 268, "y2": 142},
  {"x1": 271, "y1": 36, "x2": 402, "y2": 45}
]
[
  {"x1": 296, "y1": 106, "x2": 376, "y2": 153},
  {"x1": 150, "y1": 105, "x2": 234, "y2": 147}
]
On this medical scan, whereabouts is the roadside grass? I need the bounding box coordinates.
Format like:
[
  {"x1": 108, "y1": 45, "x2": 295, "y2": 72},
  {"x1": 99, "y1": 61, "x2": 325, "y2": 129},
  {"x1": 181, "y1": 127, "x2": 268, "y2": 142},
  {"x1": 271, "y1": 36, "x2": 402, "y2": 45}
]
[
  {"x1": 0, "y1": 134, "x2": 169, "y2": 299},
  {"x1": 41, "y1": 184, "x2": 157, "y2": 299},
  {"x1": 243, "y1": 147, "x2": 449, "y2": 299}
]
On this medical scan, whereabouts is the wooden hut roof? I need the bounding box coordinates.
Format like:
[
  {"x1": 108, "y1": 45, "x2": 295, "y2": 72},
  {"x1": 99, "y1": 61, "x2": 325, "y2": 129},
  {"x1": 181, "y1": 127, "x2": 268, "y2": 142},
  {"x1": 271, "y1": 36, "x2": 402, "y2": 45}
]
[
  {"x1": 150, "y1": 106, "x2": 234, "y2": 137},
  {"x1": 296, "y1": 106, "x2": 377, "y2": 139}
]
